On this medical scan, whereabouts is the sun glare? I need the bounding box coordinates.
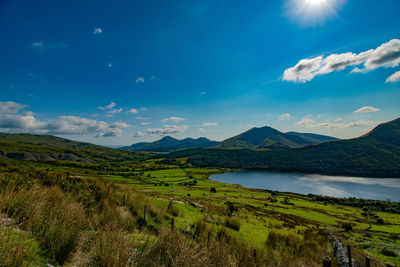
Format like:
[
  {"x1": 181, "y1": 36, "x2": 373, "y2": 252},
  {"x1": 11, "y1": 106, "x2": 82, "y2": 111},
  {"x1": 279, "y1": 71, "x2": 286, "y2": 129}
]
[
  {"x1": 305, "y1": 0, "x2": 327, "y2": 6},
  {"x1": 286, "y1": 0, "x2": 344, "y2": 27}
]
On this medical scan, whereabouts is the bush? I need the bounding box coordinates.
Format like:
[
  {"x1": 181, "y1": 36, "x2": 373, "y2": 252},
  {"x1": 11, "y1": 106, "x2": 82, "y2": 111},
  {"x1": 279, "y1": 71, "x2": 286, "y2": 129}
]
[
  {"x1": 210, "y1": 187, "x2": 217, "y2": 193},
  {"x1": 381, "y1": 247, "x2": 397, "y2": 257},
  {"x1": 225, "y1": 217, "x2": 241, "y2": 231},
  {"x1": 341, "y1": 222, "x2": 352, "y2": 232}
]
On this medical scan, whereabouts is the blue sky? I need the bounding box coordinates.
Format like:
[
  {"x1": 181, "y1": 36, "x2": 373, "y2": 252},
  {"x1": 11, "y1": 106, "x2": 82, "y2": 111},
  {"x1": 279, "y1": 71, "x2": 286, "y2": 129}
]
[{"x1": 0, "y1": 0, "x2": 399, "y2": 146}]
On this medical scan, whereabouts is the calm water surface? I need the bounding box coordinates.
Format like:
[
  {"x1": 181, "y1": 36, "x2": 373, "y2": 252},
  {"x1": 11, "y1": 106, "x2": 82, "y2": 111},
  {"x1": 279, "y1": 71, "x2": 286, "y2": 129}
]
[{"x1": 210, "y1": 171, "x2": 400, "y2": 202}]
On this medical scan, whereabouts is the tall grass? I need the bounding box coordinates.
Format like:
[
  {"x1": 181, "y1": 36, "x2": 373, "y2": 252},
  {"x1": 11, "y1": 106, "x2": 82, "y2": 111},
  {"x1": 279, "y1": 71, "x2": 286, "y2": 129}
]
[{"x1": 0, "y1": 164, "x2": 331, "y2": 266}]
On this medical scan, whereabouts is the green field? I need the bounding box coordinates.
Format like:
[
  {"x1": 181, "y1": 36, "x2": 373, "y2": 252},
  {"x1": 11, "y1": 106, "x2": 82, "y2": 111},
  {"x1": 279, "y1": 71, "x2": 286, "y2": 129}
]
[{"x1": 0, "y1": 154, "x2": 399, "y2": 266}]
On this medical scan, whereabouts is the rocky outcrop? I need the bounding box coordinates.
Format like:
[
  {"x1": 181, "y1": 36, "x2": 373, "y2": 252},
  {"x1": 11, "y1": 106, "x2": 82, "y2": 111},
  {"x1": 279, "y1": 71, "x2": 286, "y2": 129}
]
[{"x1": 0, "y1": 150, "x2": 93, "y2": 164}]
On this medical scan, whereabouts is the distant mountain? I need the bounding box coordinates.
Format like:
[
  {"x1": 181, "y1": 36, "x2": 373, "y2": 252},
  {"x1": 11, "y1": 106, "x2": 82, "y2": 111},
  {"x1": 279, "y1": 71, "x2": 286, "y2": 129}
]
[
  {"x1": 168, "y1": 118, "x2": 400, "y2": 177},
  {"x1": 121, "y1": 136, "x2": 218, "y2": 152},
  {"x1": 215, "y1": 126, "x2": 338, "y2": 149}
]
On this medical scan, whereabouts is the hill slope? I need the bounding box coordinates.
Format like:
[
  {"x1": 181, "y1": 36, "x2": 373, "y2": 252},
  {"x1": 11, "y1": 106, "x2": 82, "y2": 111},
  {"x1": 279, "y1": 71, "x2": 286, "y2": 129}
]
[
  {"x1": 169, "y1": 118, "x2": 400, "y2": 177},
  {"x1": 121, "y1": 136, "x2": 218, "y2": 152},
  {"x1": 215, "y1": 126, "x2": 338, "y2": 149},
  {"x1": 0, "y1": 133, "x2": 146, "y2": 163}
]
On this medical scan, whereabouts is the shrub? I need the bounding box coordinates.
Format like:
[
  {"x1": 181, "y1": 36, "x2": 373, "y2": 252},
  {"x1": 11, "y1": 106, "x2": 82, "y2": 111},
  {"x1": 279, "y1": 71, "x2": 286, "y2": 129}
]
[
  {"x1": 381, "y1": 247, "x2": 397, "y2": 257},
  {"x1": 225, "y1": 217, "x2": 241, "y2": 231},
  {"x1": 210, "y1": 187, "x2": 217, "y2": 193},
  {"x1": 341, "y1": 222, "x2": 352, "y2": 232}
]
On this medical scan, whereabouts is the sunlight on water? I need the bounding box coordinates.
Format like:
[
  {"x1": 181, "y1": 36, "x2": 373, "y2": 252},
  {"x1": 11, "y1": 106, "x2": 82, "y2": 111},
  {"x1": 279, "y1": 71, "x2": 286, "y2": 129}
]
[{"x1": 210, "y1": 171, "x2": 400, "y2": 201}]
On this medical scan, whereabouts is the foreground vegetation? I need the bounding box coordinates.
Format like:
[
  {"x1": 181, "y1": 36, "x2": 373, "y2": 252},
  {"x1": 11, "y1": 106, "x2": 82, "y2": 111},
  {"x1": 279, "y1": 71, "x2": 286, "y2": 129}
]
[{"x1": 0, "y1": 155, "x2": 399, "y2": 266}]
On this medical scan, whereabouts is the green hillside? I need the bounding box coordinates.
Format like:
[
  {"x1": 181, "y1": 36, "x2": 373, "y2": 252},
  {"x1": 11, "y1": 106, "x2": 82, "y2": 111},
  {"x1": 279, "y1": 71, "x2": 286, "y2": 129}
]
[{"x1": 0, "y1": 133, "x2": 148, "y2": 163}]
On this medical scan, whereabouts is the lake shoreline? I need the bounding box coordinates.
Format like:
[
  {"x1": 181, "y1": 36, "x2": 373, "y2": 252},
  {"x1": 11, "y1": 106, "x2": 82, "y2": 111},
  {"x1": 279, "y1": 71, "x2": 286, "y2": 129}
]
[{"x1": 210, "y1": 170, "x2": 400, "y2": 202}]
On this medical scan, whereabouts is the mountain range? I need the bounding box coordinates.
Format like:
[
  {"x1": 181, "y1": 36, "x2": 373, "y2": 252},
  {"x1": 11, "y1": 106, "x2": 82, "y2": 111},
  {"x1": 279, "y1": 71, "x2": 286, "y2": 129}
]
[
  {"x1": 168, "y1": 118, "x2": 400, "y2": 177},
  {"x1": 214, "y1": 126, "x2": 338, "y2": 149},
  {"x1": 121, "y1": 136, "x2": 218, "y2": 152},
  {"x1": 122, "y1": 126, "x2": 338, "y2": 152},
  {"x1": 0, "y1": 118, "x2": 399, "y2": 177}
]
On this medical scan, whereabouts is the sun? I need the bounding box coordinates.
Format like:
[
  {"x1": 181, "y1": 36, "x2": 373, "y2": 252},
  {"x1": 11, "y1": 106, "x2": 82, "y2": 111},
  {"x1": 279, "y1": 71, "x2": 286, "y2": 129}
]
[
  {"x1": 286, "y1": 0, "x2": 344, "y2": 27},
  {"x1": 305, "y1": 0, "x2": 327, "y2": 6}
]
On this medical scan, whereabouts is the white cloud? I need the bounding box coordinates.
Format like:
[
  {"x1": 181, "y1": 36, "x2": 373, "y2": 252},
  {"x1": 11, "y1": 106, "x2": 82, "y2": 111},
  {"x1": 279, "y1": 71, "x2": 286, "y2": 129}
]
[
  {"x1": 140, "y1": 107, "x2": 147, "y2": 111},
  {"x1": 93, "y1": 28, "x2": 103, "y2": 34},
  {"x1": 198, "y1": 127, "x2": 206, "y2": 133},
  {"x1": 0, "y1": 103, "x2": 128, "y2": 138},
  {"x1": 283, "y1": 56, "x2": 323, "y2": 82},
  {"x1": 107, "y1": 108, "x2": 122, "y2": 114},
  {"x1": 283, "y1": 39, "x2": 400, "y2": 83},
  {"x1": 386, "y1": 70, "x2": 400, "y2": 83},
  {"x1": 107, "y1": 63, "x2": 113, "y2": 68},
  {"x1": 98, "y1": 102, "x2": 116, "y2": 110},
  {"x1": 296, "y1": 115, "x2": 375, "y2": 129},
  {"x1": 279, "y1": 113, "x2": 292, "y2": 120},
  {"x1": 135, "y1": 124, "x2": 188, "y2": 137},
  {"x1": 201, "y1": 122, "x2": 218, "y2": 127},
  {"x1": 31, "y1": 41, "x2": 68, "y2": 51},
  {"x1": 136, "y1": 116, "x2": 149, "y2": 120},
  {"x1": 0, "y1": 101, "x2": 27, "y2": 114},
  {"x1": 335, "y1": 118, "x2": 343, "y2": 122},
  {"x1": 110, "y1": 121, "x2": 130, "y2": 128},
  {"x1": 161, "y1": 116, "x2": 185, "y2": 122},
  {"x1": 127, "y1": 108, "x2": 139, "y2": 114},
  {"x1": 318, "y1": 120, "x2": 375, "y2": 129},
  {"x1": 150, "y1": 76, "x2": 156, "y2": 80},
  {"x1": 200, "y1": 91, "x2": 207, "y2": 95},
  {"x1": 296, "y1": 117, "x2": 315, "y2": 126},
  {"x1": 141, "y1": 122, "x2": 151, "y2": 126},
  {"x1": 355, "y1": 106, "x2": 380, "y2": 113},
  {"x1": 136, "y1": 77, "x2": 144, "y2": 83}
]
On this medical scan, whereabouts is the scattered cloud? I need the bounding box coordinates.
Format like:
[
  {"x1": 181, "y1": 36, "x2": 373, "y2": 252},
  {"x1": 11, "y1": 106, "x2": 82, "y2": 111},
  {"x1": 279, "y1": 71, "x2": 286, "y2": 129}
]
[
  {"x1": 201, "y1": 122, "x2": 218, "y2": 127},
  {"x1": 140, "y1": 107, "x2": 147, "y2": 111},
  {"x1": 31, "y1": 41, "x2": 68, "y2": 51},
  {"x1": 318, "y1": 120, "x2": 375, "y2": 129},
  {"x1": 0, "y1": 101, "x2": 128, "y2": 137},
  {"x1": 136, "y1": 77, "x2": 144, "y2": 83},
  {"x1": 283, "y1": 39, "x2": 400, "y2": 83},
  {"x1": 279, "y1": 113, "x2": 292, "y2": 120},
  {"x1": 107, "y1": 108, "x2": 122, "y2": 114},
  {"x1": 136, "y1": 116, "x2": 149, "y2": 120},
  {"x1": 296, "y1": 115, "x2": 375, "y2": 129},
  {"x1": 107, "y1": 63, "x2": 113, "y2": 68},
  {"x1": 150, "y1": 76, "x2": 156, "y2": 81},
  {"x1": 355, "y1": 106, "x2": 380, "y2": 113},
  {"x1": 93, "y1": 28, "x2": 103, "y2": 34},
  {"x1": 127, "y1": 108, "x2": 139, "y2": 114},
  {"x1": 98, "y1": 102, "x2": 116, "y2": 110},
  {"x1": 161, "y1": 116, "x2": 185, "y2": 122},
  {"x1": 198, "y1": 127, "x2": 206, "y2": 133},
  {"x1": 386, "y1": 70, "x2": 400, "y2": 83},
  {"x1": 134, "y1": 124, "x2": 188, "y2": 137},
  {"x1": 200, "y1": 91, "x2": 207, "y2": 95},
  {"x1": 141, "y1": 122, "x2": 151, "y2": 126},
  {"x1": 335, "y1": 118, "x2": 343, "y2": 122}
]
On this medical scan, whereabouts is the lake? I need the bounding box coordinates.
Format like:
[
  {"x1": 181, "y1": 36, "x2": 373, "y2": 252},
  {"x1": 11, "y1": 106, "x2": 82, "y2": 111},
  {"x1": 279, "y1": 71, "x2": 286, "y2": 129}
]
[{"x1": 210, "y1": 171, "x2": 400, "y2": 202}]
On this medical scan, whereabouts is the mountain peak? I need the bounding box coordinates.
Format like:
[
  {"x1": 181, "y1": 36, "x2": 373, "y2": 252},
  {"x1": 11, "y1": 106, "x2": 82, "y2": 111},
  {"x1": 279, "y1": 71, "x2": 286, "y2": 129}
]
[{"x1": 216, "y1": 125, "x2": 338, "y2": 149}]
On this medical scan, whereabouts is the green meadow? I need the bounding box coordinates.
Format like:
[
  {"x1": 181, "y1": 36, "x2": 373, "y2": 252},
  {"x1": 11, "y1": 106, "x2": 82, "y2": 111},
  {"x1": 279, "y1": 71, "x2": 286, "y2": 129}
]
[{"x1": 1, "y1": 156, "x2": 398, "y2": 266}]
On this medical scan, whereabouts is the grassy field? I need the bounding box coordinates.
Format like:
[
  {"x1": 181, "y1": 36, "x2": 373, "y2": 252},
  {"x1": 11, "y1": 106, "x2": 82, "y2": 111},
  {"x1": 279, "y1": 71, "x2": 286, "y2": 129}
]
[{"x1": 0, "y1": 156, "x2": 399, "y2": 266}]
